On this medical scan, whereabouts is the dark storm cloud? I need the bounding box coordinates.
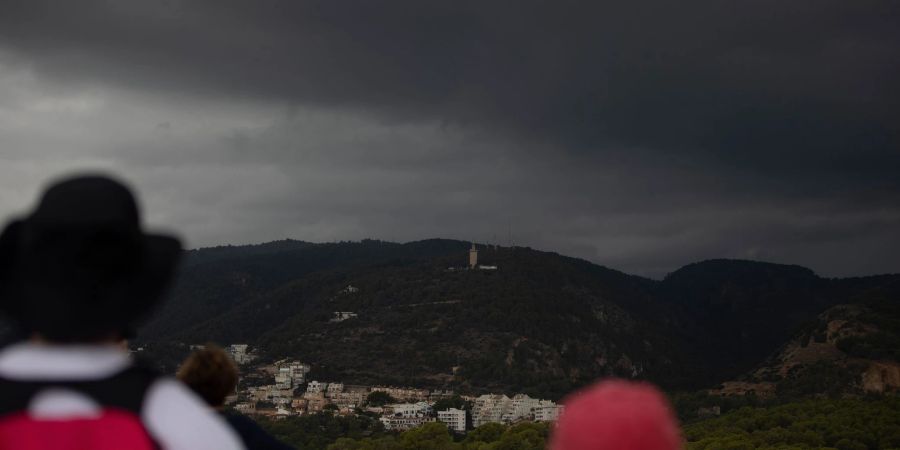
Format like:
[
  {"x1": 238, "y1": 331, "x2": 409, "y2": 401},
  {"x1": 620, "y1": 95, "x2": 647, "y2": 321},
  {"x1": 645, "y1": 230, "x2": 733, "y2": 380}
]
[
  {"x1": 0, "y1": 0, "x2": 898, "y2": 277},
  {"x1": 3, "y1": 1, "x2": 898, "y2": 166}
]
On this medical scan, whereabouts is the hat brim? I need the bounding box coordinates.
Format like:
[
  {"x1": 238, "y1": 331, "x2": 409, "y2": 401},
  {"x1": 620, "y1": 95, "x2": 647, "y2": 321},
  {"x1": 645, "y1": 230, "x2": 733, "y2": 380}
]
[{"x1": 131, "y1": 233, "x2": 183, "y2": 318}]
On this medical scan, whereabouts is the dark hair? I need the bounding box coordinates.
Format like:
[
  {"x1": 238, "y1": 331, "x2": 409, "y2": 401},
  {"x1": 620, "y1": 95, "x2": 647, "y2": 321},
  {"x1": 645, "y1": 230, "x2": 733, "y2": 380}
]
[{"x1": 177, "y1": 345, "x2": 239, "y2": 407}]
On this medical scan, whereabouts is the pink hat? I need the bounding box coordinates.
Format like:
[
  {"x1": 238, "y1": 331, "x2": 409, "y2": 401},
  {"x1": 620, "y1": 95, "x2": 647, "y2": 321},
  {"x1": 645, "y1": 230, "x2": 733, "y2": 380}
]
[{"x1": 550, "y1": 380, "x2": 682, "y2": 450}]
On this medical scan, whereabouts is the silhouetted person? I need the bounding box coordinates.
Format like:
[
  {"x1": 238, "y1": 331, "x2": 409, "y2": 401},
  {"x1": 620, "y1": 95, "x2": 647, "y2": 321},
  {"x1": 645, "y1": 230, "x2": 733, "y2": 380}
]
[
  {"x1": 0, "y1": 174, "x2": 243, "y2": 450},
  {"x1": 178, "y1": 346, "x2": 295, "y2": 450},
  {"x1": 550, "y1": 380, "x2": 683, "y2": 450}
]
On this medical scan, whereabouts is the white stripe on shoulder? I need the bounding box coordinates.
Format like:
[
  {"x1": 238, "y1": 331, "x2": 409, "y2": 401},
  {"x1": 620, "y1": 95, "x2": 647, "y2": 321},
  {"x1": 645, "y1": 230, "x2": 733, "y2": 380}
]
[
  {"x1": 28, "y1": 388, "x2": 103, "y2": 419},
  {"x1": 143, "y1": 378, "x2": 245, "y2": 450},
  {"x1": 0, "y1": 342, "x2": 130, "y2": 380}
]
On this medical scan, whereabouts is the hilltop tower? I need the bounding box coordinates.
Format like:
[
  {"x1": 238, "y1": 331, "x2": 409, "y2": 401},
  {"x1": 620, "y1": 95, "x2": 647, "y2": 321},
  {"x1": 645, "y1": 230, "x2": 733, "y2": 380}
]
[{"x1": 469, "y1": 243, "x2": 478, "y2": 269}]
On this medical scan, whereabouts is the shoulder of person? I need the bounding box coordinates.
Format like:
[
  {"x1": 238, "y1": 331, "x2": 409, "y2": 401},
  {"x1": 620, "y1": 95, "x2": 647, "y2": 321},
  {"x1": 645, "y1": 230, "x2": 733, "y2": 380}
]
[{"x1": 143, "y1": 377, "x2": 246, "y2": 450}]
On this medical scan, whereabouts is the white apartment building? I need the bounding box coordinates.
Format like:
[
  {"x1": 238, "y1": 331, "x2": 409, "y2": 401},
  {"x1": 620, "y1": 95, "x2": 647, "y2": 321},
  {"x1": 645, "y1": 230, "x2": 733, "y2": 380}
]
[
  {"x1": 288, "y1": 363, "x2": 311, "y2": 388},
  {"x1": 437, "y1": 408, "x2": 467, "y2": 433},
  {"x1": 306, "y1": 380, "x2": 327, "y2": 394},
  {"x1": 504, "y1": 394, "x2": 541, "y2": 422},
  {"x1": 472, "y1": 393, "x2": 562, "y2": 425},
  {"x1": 534, "y1": 401, "x2": 564, "y2": 422},
  {"x1": 274, "y1": 367, "x2": 293, "y2": 390},
  {"x1": 471, "y1": 394, "x2": 511, "y2": 427}
]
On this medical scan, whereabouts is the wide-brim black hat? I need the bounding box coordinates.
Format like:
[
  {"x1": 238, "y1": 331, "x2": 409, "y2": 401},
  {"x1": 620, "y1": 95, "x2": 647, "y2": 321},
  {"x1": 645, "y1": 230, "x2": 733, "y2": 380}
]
[{"x1": 0, "y1": 175, "x2": 182, "y2": 341}]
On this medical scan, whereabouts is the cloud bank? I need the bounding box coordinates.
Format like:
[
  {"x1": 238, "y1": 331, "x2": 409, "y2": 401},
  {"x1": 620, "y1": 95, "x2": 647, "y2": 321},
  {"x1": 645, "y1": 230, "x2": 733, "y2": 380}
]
[{"x1": 1, "y1": 0, "x2": 898, "y2": 278}]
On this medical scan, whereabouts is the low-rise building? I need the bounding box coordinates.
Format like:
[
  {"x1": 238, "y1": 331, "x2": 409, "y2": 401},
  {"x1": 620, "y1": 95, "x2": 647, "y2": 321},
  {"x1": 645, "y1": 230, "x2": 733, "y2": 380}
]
[
  {"x1": 291, "y1": 398, "x2": 308, "y2": 414},
  {"x1": 371, "y1": 386, "x2": 430, "y2": 402},
  {"x1": 306, "y1": 380, "x2": 327, "y2": 394},
  {"x1": 428, "y1": 390, "x2": 456, "y2": 401},
  {"x1": 234, "y1": 402, "x2": 256, "y2": 414},
  {"x1": 384, "y1": 402, "x2": 432, "y2": 418},
  {"x1": 303, "y1": 392, "x2": 328, "y2": 413},
  {"x1": 380, "y1": 415, "x2": 436, "y2": 431},
  {"x1": 327, "y1": 391, "x2": 366, "y2": 409}
]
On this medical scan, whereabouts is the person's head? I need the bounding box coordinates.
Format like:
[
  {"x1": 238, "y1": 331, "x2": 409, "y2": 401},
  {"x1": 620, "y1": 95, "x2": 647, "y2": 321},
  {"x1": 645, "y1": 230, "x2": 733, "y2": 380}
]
[
  {"x1": 550, "y1": 379, "x2": 682, "y2": 450},
  {"x1": 0, "y1": 174, "x2": 181, "y2": 344},
  {"x1": 177, "y1": 345, "x2": 239, "y2": 409}
]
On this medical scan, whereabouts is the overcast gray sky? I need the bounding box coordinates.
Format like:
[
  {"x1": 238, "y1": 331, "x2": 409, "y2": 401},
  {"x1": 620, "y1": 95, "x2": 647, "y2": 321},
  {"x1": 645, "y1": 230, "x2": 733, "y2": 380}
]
[{"x1": 1, "y1": 0, "x2": 898, "y2": 279}]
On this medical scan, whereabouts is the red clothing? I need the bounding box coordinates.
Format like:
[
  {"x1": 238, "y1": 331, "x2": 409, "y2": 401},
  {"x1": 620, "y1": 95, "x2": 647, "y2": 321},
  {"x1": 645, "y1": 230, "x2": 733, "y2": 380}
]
[{"x1": 550, "y1": 380, "x2": 682, "y2": 450}]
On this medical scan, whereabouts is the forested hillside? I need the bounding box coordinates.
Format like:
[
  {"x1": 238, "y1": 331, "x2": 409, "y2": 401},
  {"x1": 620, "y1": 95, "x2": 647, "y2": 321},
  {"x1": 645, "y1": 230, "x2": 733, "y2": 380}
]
[{"x1": 136, "y1": 239, "x2": 900, "y2": 399}]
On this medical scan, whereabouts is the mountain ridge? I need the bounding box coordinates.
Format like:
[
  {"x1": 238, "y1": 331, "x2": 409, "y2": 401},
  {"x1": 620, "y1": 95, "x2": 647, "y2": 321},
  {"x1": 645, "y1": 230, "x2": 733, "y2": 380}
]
[{"x1": 135, "y1": 239, "x2": 900, "y2": 399}]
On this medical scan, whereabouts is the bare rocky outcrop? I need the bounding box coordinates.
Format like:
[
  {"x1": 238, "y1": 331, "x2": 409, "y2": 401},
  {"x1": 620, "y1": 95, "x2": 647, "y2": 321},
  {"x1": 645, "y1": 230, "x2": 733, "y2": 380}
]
[{"x1": 861, "y1": 361, "x2": 900, "y2": 393}]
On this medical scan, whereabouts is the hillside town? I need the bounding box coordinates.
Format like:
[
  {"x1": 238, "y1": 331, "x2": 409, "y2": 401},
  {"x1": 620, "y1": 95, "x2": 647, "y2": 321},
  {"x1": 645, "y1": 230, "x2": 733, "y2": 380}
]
[
  {"x1": 170, "y1": 247, "x2": 564, "y2": 433},
  {"x1": 202, "y1": 345, "x2": 562, "y2": 433}
]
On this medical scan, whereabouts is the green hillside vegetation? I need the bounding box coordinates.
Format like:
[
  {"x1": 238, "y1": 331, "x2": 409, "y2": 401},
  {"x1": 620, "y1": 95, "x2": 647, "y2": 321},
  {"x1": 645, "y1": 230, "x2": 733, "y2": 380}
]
[
  {"x1": 684, "y1": 396, "x2": 900, "y2": 450},
  {"x1": 256, "y1": 413, "x2": 388, "y2": 450},
  {"x1": 261, "y1": 398, "x2": 900, "y2": 450},
  {"x1": 256, "y1": 414, "x2": 549, "y2": 450},
  {"x1": 834, "y1": 294, "x2": 900, "y2": 362},
  {"x1": 328, "y1": 422, "x2": 549, "y2": 450}
]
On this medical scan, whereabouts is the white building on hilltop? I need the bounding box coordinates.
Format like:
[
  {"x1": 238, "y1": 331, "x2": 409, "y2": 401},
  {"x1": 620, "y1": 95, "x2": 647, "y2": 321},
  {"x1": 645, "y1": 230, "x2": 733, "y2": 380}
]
[
  {"x1": 438, "y1": 408, "x2": 467, "y2": 433},
  {"x1": 306, "y1": 380, "x2": 327, "y2": 394}
]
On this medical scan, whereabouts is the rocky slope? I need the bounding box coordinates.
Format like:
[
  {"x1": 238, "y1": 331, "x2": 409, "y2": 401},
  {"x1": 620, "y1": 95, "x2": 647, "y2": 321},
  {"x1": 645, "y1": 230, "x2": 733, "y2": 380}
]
[{"x1": 714, "y1": 278, "x2": 900, "y2": 397}]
